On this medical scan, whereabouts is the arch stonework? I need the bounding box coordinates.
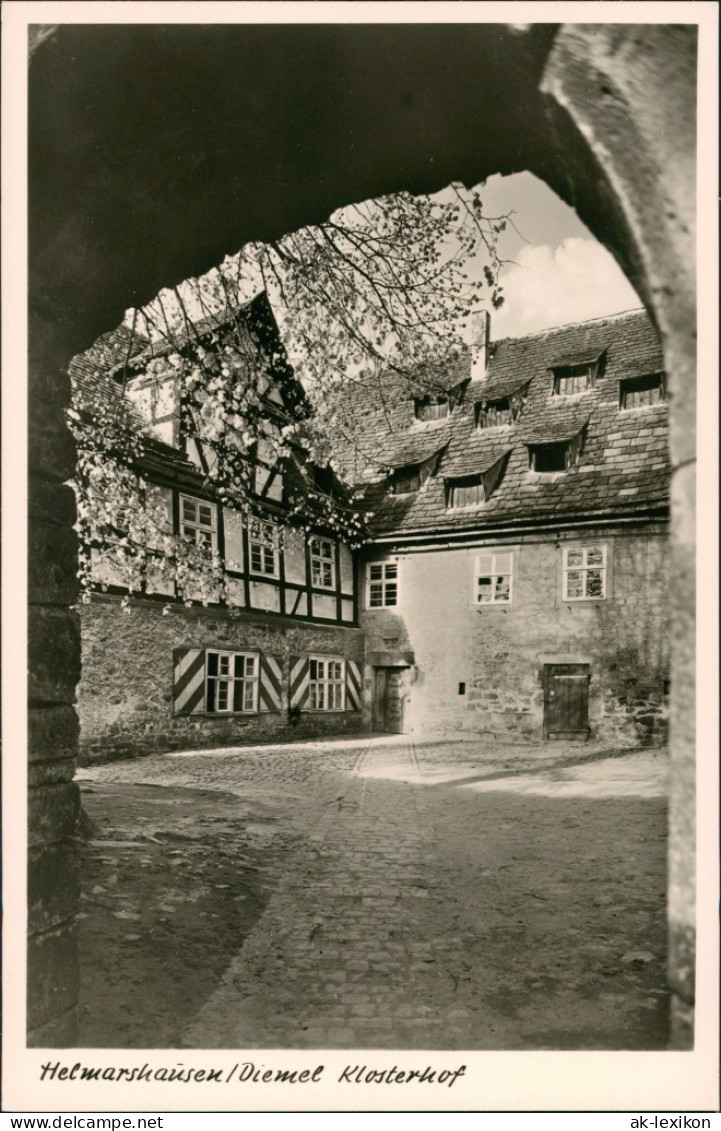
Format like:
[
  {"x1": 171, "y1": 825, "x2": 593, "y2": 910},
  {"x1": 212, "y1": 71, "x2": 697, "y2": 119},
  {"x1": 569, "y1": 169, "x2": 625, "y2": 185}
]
[{"x1": 28, "y1": 22, "x2": 696, "y2": 1047}]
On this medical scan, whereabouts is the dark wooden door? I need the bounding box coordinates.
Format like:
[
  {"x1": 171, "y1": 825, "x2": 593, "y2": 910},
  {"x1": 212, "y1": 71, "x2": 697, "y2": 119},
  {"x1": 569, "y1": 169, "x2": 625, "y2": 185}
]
[
  {"x1": 543, "y1": 664, "x2": 590, "y2": 739},
  {"x1": 374, "y1": 667, "x2": 408, "y2": 733}
]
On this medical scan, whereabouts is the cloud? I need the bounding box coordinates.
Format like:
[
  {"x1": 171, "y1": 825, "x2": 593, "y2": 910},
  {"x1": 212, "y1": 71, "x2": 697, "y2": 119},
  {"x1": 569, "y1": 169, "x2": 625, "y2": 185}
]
[{"x1": 490, "y1": 237, "x2": 642, "y2": 340}]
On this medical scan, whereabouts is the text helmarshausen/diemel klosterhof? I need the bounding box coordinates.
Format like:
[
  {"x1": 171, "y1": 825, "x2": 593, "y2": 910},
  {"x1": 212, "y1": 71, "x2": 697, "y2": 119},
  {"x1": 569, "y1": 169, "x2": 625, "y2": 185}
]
[{"x1": 39, "y1": 1062, "x2": 467, "y2": 1089}]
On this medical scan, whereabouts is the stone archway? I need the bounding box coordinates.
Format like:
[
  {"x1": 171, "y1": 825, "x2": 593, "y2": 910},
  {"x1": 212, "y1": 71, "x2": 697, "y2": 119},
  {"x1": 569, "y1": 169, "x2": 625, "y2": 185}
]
[{"x1": 27, "y1": 21, "x2": 696, "y2": 1047}]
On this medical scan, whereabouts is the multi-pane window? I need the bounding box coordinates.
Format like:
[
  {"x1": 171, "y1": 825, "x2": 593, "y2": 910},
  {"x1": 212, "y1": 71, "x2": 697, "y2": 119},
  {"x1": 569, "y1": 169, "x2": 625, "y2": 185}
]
[
  {"x1": 563, "y1": 545, "x2": 607, "y2": 600},
  {"x1": 309, "y1": 657, "x2": 345, "y2": 711},
  {"x1": 205, "y1": 650, "x2": 258, "y2": 713},
  {"x1": 368, "y1": 562, "x2": 398, "y2": 607},
  {"x1": 553, "y1": 362, "x2": 594, "y2": 395},
  {"x1": 620, "y1": 372, "x2": 665, "y2": 409},
  {"x1": 310, "y1": 536, "x2": 335, "y2": 589},
  {"x1": 414, "y1": 395, "x2": 449, "y2": 421},
  {"x1": 448, "y1": 476, "x2": 484, "y2": 508},
  {"x1": 474, "y1": 551, "x2": 513, "y2": 605},
  {"x1": 180, "y1": 495, "x2": 217, "y2": 551},
  {"x1": 248, "y1": 518, "x2": 278, "y2": 576}
]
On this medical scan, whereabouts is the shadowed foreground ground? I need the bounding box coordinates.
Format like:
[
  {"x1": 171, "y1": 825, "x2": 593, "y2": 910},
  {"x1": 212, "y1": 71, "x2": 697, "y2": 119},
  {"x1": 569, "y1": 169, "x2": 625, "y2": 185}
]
[{"x1": 76, "y1": 737, "x2": 668, "y2": 1049}]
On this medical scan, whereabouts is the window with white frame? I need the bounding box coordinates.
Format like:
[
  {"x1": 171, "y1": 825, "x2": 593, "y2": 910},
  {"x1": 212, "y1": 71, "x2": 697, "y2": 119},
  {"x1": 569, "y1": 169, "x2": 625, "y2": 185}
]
[
  {"x1": 474, "y1": 551, "x2": 513, "y2": 605},
  {"x1": 180, "y1": 495, "x2": 218, "y2": 551},
  {"x1": 563, "y1": 545, "x2": 607, "y2": 600},
  {"x1": 205, "y1": 650, "x2": 259, "y2": 713},
  {"x1": 367, "y1": 562, "x2": 398, "y2": 607},
  {"x1": 248, "y1": 518, "x2": 278, "y2": 576},
  {"x1": 309, "y1": 656, "x2": 345, "y2": 711},
  {"x1": 310, "y1": 536, "x2": 335, "y2": 588}
]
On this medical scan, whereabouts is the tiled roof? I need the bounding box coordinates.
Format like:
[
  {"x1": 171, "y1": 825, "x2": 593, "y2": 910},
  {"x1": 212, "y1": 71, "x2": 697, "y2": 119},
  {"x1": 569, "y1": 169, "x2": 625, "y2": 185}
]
[{"x1": 332, "y1": 309, "x2": 669, "y2": 535}]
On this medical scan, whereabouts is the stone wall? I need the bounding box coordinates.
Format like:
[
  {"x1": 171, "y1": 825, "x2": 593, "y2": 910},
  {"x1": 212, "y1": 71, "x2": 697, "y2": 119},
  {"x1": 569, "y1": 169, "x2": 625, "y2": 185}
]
[
  {"x1": 77, "y1": 596, "x2": 365, "y2": 763},
  {"x1": 27, "y1": 319, "x2": 82, "y2": 1046},
  {"x1": 361, "y1": 525, "x2": 669, "y2": 745}
]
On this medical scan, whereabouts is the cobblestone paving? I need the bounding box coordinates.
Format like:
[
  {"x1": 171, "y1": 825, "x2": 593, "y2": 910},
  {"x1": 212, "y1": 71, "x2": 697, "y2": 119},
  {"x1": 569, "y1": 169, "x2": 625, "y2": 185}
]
[
  {"x1": 80, "y1": 737, "x2": 669, "y2": 1049},
  {"x1": 181, "y1": 741, "x2": 484, "y2": 1049}
]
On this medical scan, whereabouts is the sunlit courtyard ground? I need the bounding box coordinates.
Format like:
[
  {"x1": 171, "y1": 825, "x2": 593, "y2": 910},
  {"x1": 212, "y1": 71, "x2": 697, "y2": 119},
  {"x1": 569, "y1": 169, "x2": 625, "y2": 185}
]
[{"x1": 76, "y1": 736, "x2": 668, "y2": 1049}]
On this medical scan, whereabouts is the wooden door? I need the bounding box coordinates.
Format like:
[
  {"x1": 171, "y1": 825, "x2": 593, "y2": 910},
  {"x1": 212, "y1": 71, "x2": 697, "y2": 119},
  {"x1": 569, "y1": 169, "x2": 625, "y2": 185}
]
[
  {"x1": 374, "y1": 667, "x2": 408, "y2": 733},
  {"x1": 543, "y1": 664, "x2": 590, "y2": 739}
]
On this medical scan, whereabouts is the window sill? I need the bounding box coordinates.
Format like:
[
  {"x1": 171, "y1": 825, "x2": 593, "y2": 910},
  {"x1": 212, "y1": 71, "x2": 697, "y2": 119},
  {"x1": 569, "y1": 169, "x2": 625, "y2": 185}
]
[{"x1": 563, "y1": 597, "x2": 608, "y2": 604}]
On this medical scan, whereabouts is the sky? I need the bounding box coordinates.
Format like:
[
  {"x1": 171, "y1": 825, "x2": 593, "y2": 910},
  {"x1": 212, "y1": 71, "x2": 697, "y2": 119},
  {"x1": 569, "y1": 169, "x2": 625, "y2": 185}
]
[
  {"x1": 477, "y1": 171, "x2": 642, "y2": 341},
  {"x1": 129, "y1": 170, "x2": 644, "y2": 364}
]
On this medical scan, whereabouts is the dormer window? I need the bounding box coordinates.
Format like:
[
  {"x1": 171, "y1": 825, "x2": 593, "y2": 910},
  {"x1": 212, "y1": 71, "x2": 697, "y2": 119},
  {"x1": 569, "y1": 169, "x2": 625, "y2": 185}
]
[
  {"x1": 477, "y1": 397, "x2": 511, "y2": 429},
  {"x1": 475, "y1": 383, "x2": 528, "y2": 430},
  {"x1": 391, "y1": 464, "x2": 422, "y2": 494},
  {"x1": 620, "y1": 372, "x2": 665, "y2": 409},
  {"x1": 448, "y1": 475, "x2": 485, "y2": 508},
  {"x1": 414, "y1": 394, "x2": 449, "y2": 422},
  {"x1": 552, "y1": 356, "x2": 602, "y2": 396},
  {"x1": 445, "y1": 451, "x2": 509, "y2": 508},
  {"x1": 388, "y1": 446, "x2": 445, "y2": 496},
  {"x1": 529, "y1": 441, "x2": 571, "y2": 473}
]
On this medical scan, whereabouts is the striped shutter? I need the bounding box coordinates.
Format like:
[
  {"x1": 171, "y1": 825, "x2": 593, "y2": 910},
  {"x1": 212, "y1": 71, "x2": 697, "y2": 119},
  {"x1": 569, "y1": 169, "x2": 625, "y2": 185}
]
[
  {"x1": 345, "y1": 660, "x2": 362, "y2": 711},
  {"x1": 289, "y1": 655, "x2": 310, "y2": 710},
  {"x1": 173, "y1": 648, "x2": 205, "y2": 715},
  {"x1": 258, "y1": 654, "x2": 282, "y2": 713}
]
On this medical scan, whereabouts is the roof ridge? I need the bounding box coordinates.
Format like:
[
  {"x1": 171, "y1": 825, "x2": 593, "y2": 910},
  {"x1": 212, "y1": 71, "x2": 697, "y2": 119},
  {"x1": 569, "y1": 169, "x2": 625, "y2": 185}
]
[{"x1": 490, "y1": 306, "x2": 648, "y2": 348}]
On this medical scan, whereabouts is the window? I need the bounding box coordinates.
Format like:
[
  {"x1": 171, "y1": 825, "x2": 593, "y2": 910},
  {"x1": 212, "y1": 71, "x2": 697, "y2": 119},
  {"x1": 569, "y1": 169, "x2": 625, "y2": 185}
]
[
  {"x1": 563, "y1": 545, "x2": 607, "y2": 600},
  {"x1": 309, "y1": 656, "x2": 345, "y2": 710},
  {"x1": 553, "y1": 362, "x2": 595, "y2": 395},
  {"x1": 391, "y1": 465, "x2": 422, "y2": 494},
  {"x1": 310, "y1": 536, "x2": 335, "y2": 588},
  {"x1": 529, "y1": 442, "x2": 569, "y2": 473},
  {"x1": 368, "y1": 562, "x2": 398, "y2": 607},
  {"x1": 205, "y1": 650, "x2": 259, "y2": 713},
  {"x1": 620, "y1": 372, "x2": 665, "y2": 409},
  {"x1": 248, "y1": 518, "x2": 278, "y2": 576},
  {"x1": 448, "y1": 476, "x2": 485, "y2": 508},
  {"x1": 414, "y1": 394, "x2": 449, "y2": 422},
  {"x1": 180, "y1": 495, "x2": 217, "y2": 551},
  {"x1": 477, "y1": 397, "x2": 511, "y2": 429},
  {"x1": 474, "y1": 551, "x2": 513, "y2": 604}
]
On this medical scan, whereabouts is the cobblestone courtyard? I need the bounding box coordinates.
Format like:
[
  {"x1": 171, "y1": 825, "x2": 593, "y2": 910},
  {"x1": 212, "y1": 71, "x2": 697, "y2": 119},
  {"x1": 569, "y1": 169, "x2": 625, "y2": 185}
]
[{"x1": 77, "y1": 736, "x2": 669, "y2": 1049}]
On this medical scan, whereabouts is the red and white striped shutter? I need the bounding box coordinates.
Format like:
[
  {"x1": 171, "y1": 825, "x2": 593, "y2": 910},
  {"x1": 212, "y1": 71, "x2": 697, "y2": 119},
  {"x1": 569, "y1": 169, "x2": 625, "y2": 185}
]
[
  {"x1": 345, "y1": 660, "x2": 362, "y2": 711},
  {"x1": 289, "y1": 655, "x2": 310, "y2": 710},
  {"x1": 258, "y1": 654, "x2": 283, "y2": 713},
  {"x1": 173, "y1": 648, "x2": 205, "y2": 715}
]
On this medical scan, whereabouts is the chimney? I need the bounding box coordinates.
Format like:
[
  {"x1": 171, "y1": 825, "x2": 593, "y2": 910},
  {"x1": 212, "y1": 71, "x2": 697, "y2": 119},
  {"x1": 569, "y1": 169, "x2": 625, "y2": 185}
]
[{"x1": 468, "y1": 310, "x2": 491, "y2": 381}]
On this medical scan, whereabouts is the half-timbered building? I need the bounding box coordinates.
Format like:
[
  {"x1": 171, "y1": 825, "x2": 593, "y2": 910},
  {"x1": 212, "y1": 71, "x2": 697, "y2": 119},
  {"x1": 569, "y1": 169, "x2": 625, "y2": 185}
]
[{"x1": 71, "y1": 292, "x2": 364, "y2": 762}]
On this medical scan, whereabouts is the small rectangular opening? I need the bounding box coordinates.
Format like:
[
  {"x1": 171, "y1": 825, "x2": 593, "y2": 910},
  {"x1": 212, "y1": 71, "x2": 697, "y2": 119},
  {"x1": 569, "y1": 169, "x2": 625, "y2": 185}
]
[
  {"x1": 414, "y1": 395, "x2": 449, "y2": 421},
  {"x1": 529, "y1": 442, "x2": 568, "y2": 473},
  {"x1": 553, "y1": 363, "x2": 593, "y2": 395},
  {"x1": 458, "y1": 682, "x2": 466, "y2": 695},
  {"x1": 391, "y1": 465, "x2": 421, "y2": 494},
  {"x1": 620, "y1": 372, "x2": 665, "y2": 409}
]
